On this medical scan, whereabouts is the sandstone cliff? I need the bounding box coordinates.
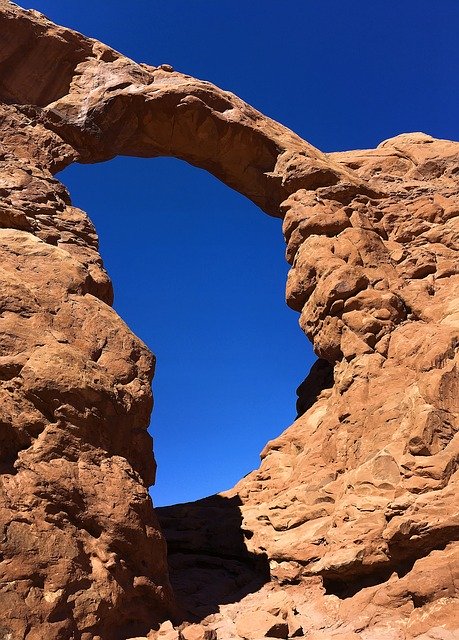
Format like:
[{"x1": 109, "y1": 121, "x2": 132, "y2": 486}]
[{"x1": 0, "y1": 3, "x2": 457, "y2": 639}]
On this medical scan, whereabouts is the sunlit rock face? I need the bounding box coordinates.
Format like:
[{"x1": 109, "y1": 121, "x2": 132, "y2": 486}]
[
  {"x1": 0, "y1": 104, "x2": 175, "y2": 640},
  {"x1": 160, "y1": 134, "x2": 459, "y2": 640},
  {"x1": 0, "y1": 2, "x2": 458, "y2": 639}
]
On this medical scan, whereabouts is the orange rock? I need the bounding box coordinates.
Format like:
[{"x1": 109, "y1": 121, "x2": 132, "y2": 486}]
[
  {"x1": 180, "y1": 624, "x2": 217, "y2": 640},
  {"x1": 235, "y1": 611, "x2": 289, "y2": 639},
  {"x1": 0, "y1": 2, "x2": 457, "y2": 640}
]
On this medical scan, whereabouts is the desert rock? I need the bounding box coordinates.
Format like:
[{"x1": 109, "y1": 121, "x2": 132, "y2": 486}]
[
  {"x1": 0, "y1": 2, "x2": 457, "y2": 640},
  {"x1": 235, "y1": 611, "x2": 288, "y2": 639}
]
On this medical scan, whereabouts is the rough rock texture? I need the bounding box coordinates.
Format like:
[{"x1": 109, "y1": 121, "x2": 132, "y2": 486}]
[
  {"x1": 0, "y1": 2, "x2": 458, "y2": 639},
  {"x1": 159, "y1": 134, "x2": 459, "y2": 639},
  {"x1": 0, "y1": 98, "x2": 175, "y2": 640}
]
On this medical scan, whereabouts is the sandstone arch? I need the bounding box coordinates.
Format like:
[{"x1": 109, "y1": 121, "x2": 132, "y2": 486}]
[{"x1": 0, "y1": 3, "x2": 458, "y2": 639}]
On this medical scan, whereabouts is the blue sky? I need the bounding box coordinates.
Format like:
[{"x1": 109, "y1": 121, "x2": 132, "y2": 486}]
[{"x1": 22, "y1": 1, "x2": 458, "y2": 505}]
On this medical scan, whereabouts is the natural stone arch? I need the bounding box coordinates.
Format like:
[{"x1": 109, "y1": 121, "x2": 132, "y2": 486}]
[
  {"x1": 0, "y1": 3, "x2": 458, "y2": 640},
  {"x1": 0, "y1": 0, "x2": 359, "y2": 214},
  {"x1": 0, "y1": 1, "x2": 380, "y2": 368}
]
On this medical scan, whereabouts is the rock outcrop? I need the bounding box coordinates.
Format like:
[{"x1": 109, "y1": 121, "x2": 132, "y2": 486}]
[{"x1": 0, "y1": 2, "x2": 457, "y2": 639}]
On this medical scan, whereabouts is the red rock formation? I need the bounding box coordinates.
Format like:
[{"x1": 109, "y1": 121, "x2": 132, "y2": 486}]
[{"x1": 0, "y1": 2, "x2": 457, "y2": 639}]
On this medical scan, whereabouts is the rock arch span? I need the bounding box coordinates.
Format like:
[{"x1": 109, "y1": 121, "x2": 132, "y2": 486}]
[{"x1": 0, "y1": 3, "x2": 458, "y2": 639}]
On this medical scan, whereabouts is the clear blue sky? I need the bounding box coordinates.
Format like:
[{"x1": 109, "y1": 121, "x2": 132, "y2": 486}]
[{"x1": 22, "y1": 1, "x2": 458, "y2": 505}]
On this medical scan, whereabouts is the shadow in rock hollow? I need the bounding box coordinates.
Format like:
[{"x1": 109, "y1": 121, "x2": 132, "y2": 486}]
[
  {"x1": 296, "y1": 358, "x2": 334, "y2": 418},
  {"x1": 157, "y1": 494, "x2": 270, "y2": 621}
]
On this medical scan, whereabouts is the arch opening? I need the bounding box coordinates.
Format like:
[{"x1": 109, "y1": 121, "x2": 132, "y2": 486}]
[{"x1": 58, "y1": 155, "x2": 315, "y2": 507}]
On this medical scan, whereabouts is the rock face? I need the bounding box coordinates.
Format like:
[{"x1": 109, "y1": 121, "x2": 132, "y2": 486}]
[
  {"x1": 0, "y1": 103, "x2": 174, "y2": 640},
  {"x1": 0, "y1": 2, "x2": 457, "y2": 639}
]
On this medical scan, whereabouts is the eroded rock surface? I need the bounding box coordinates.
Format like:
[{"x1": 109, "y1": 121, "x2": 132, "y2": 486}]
[{"x1": 0, "y1": 2, "x2": 457, "y2": 639}]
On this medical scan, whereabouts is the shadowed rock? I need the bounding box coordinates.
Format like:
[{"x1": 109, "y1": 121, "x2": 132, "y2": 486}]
[{"x1": 158, "y1": 496, "x2": 270, "y2": 621}]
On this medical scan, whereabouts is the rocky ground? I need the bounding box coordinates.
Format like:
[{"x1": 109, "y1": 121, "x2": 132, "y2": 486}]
[{"x1": 0, "y1": 2, "x2": 457, "y2": 639}]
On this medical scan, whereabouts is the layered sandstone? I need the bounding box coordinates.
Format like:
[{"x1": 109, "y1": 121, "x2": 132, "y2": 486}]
[{"x1": 0, "y1": 2, "x2": 457, "y2": 639}]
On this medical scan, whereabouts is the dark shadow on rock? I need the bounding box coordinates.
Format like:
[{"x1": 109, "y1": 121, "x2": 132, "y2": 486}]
[
  {"x1": 0, "y1": 419, "x2": 31, "y2": 475},
  {"x1": 157, "y1": 494, "x2": 270, "y2": 621},
  {"x1": 296, "y1": 358, "x2": 334, "y2": 418}
]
